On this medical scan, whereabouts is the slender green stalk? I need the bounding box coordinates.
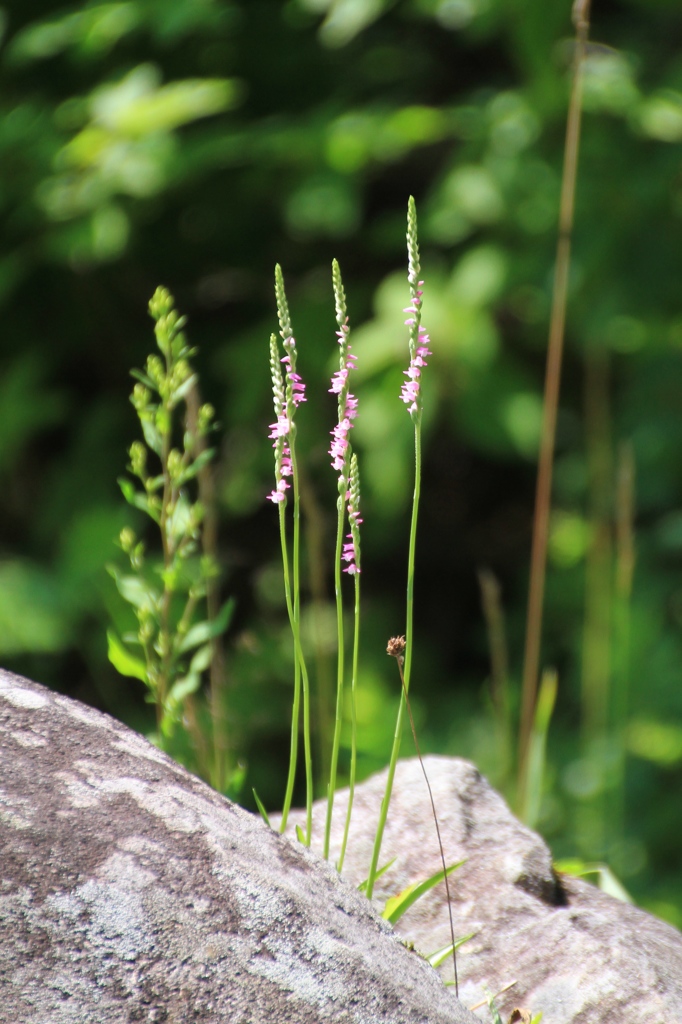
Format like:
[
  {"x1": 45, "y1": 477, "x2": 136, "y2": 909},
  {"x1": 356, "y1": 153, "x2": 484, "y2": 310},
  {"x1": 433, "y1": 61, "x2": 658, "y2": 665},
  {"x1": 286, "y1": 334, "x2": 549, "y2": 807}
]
[
  {"x1": 291, "y1": 440, "x2": 313, "y2": 845},
  {"x1": 268, "y1": 263, "x2": 314, "y2": 845},
  {"x1": 518, "y1": 0, "x2": 591, "y2": 804},
  {"x1": 338, "y1": 453, "x2": 361, "y2": 873},
  {"x1": 299, "y1": 470, "x2": 334, "y2": 787},
  {"x1": 278, "y1": 499, "x2": 301, "y2": 832},
  {"x1": 337, "y1": 570, "x2": 359, "y2": 872},
  {"x1": 324, "y1": 261, "x2": 358, "y2": 861},
  {"x1": 324, "y1": 504, "x2": 345, "y2": 859},
  {"x1": 277, "y1": 507, "x2": 312, "y2": 842},
  {"x1": 367, "y1": 197, "x2": 430, "y2": 899},
  {"x1": 366, "y1": 433, "x2": 421, "y2": 899},
  {"x1": 519, "y1": 667, "x2": 558, "y2": 829}
]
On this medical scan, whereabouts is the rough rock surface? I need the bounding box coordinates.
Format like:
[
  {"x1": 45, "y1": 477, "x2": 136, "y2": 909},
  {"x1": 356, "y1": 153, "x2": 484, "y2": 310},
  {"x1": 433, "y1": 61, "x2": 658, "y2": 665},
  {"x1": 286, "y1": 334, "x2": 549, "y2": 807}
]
[
  {"x1": 279, "y1": 756, "x2": 682, "y2": 1023},
  {"x1": 0, "y1": 670, "x2": 477, "y2": 1024}
]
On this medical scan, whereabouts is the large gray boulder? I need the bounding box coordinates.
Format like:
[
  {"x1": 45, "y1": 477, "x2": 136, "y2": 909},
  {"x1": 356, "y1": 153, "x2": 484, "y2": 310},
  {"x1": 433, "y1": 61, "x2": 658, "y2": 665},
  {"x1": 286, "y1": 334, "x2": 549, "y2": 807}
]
[
  {"x1": 280, "y1": 756, "x2": 682, "y2": 1023},
  {"x1": 0, "y1": 669, "x2": 477, "y2": 1024}
]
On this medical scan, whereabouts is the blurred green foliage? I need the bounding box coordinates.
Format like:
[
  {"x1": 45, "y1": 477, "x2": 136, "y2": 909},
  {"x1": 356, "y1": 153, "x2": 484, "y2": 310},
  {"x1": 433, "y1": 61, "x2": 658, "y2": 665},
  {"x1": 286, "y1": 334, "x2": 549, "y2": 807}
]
[{"x1": 2, "y1": 0, "x2": 682, "y2": 925}]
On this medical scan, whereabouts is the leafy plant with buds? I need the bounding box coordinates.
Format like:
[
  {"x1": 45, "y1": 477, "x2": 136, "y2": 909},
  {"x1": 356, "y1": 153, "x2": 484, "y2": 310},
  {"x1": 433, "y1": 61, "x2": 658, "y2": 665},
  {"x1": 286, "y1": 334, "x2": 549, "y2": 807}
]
[{"x1": 108, "y1": 286, "x2": 232, "y2": 782}]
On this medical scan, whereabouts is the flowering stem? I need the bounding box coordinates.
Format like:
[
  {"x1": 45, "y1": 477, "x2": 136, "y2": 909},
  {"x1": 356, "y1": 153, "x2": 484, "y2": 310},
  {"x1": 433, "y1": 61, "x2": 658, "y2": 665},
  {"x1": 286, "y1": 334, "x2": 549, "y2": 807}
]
[
  {"x1": 278, "y1": 499, "x2": 300, "y2": 832},
  {"x1": 366, "y1": 429, "x2": 421, "y2": 899},
  {"x1": 324, "y1": 260, "x2": 358, "y2": 862},
  {"x1": 269, "y1": 264, "x2": 313, "y2": 845},
  {"x1": 366, "y1": 197, "x2": 426, "y2": 900},
  {"x1": 291, "y1": 441, "x2": 313, "y2": 845},
  {"x1": 324, "y1": 498, "x2": 345, "y2": 859},
  {"x1": 338, "y1": 555, "x2": 360, "y2": 873}
]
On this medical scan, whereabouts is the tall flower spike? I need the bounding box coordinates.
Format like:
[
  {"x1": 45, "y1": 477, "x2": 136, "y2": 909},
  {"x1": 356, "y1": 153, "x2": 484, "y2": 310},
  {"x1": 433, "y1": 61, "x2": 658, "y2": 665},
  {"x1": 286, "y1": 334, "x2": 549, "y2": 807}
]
[
  {"x1": 342, "y1": 453, "x2": 362, "y2": 575},
  {"x1": 329, "y1": 259, "x2": 358, "y2": 486},
  {"x1": 400, "y1": 196, "x2": 431, "y2": 422},
  {"x1": 268, "y1": 334, "x2": 292, "y2": 503},
  {"x1": 275, "y1": 264, "x2": 306, "y2": 419},
  {"x1": 270, "y1": 265, "x2": 313, "y2": 844}
]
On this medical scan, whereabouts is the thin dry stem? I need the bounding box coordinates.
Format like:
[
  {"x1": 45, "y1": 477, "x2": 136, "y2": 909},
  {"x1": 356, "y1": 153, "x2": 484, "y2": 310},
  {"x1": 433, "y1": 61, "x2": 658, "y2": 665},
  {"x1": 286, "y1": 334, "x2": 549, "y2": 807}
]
[
  {"x1": 388, "y1": 639, "x2": 459, "y2": 998},
  {"x1": 518, "y1": 0, "x2": 591, "y2": 801}
]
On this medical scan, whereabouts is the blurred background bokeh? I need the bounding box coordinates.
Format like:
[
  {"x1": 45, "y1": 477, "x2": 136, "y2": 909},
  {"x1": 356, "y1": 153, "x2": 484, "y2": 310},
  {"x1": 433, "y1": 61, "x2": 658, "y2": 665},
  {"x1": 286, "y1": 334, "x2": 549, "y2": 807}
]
[{"x1": 2, "y1": 0, "x2": 682, "y2": 923}]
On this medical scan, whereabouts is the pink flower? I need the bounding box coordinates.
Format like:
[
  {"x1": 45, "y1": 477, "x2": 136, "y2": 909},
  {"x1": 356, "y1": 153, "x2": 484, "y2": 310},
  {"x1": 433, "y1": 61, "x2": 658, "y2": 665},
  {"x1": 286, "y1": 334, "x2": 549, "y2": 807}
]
[
  {"x1": 400, "y1": 323, "x2": 431, "y2": 416},
  {"x1": 342, "y1": 535, "x2": 358, "y2": 574},
  {"x1": 282, "y1": 348, "x2": 306, "y2": 408},
  {"x1": 268, "y1": 443, "x2": 292, "y2": 503},
  {"x1": 329, "y1": 317, "x2": 357, "y2": 480},
  {"x1": 343, "y1": 456, "x2": 362, "y2": 574},
  {"x1": 268, "y1": 415, "x2": 290, "y2": 439},
  {"x1": 268, "y1": 329, "x2": 304, "y2": 506}
]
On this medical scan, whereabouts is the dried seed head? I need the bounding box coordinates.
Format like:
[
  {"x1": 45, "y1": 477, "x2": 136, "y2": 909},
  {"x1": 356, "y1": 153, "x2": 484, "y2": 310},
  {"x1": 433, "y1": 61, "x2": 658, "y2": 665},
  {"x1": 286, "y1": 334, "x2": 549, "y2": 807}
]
[{"x1": 386, "y1": 635, "x2": 406, "y2": 659}]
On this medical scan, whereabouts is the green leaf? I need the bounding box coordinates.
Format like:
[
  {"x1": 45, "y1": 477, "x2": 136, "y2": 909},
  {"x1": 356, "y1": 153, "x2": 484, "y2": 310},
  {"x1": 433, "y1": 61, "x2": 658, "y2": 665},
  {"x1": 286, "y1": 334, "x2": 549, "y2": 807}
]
[
  {"x1": 357, "y1": 857, "x2": 396, "y2": 892},
  {"x1": 226, "y1": 761, "x2": 247, "y2": 799},
  {"x1": 554, "y1": 859, "x2": 633, "y2": 904},
  {"x1": 118, "y1": 477, "x2": 155, "y2": 517},
  {"x1": 110, "y1": 565, "x2": 160, "y2": 610},
  {"x1": 178, "y1": 619, "x2": 212, "y2": 652},
  {"x1": 212, "y1": 596, "x2": 236, "y2": 634},
  {"x1": 140, "y1": 416, "x2": 163, "y2": 455},
  {"x1": 189, "y1": 641, "x2": 212, "y2": 674},
  {"x1": 167, "y1": 671, "x2": 201, "y2": 707},
  {"x1": 130, "y1": 368, "x2": 157, "y2": 390},
  {"x1": 167, "y1": 493, "x2": 193, "y2": 542},
  {"x1": 170, "y1": 371, "x2": 199, "y2": 407},
  {"x1": 146, "y1": 473, "x2": 166, "y2": 493},
  {"x1": 107, "y1": 629, "x2": 148, "y2": 683},
  {"x1": 295, "y1": 824, "x2": 306, "y2": 845},
  {"x1": 253, "y1": 788, "x2": 271, "y2": 828},
  {"x1": 177, "y1": 447, "x2": 215, "y2": 485},
  {"x1": 109, "y1": 566, "x2": 160, "y2": 612},
  {"x1": 425, "y1": 933, "x2": 475, "y2": 968},
  {"x1": 381, "y1": 860, "x2": 464, "y2": 924},
  {"x1": 177, "y1": 598, "x2": 235, "y2": 654},
  {"x1": 486, "y1": 990, "x2": 504, "y2": 1024}
]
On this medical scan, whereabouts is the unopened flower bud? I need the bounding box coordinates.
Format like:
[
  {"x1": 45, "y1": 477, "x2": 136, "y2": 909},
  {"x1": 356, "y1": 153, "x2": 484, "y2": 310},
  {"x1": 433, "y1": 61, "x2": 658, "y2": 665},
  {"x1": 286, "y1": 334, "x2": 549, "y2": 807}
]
[
  {"x1": 119, "y1": 528, "x2": 136, "y2": 553},
  {"x1": 129, "y1": 441, "x2": 146, "y2": 476},
  {"x1": 131, "y1": 383, "x2": 150, "y2": 410}
]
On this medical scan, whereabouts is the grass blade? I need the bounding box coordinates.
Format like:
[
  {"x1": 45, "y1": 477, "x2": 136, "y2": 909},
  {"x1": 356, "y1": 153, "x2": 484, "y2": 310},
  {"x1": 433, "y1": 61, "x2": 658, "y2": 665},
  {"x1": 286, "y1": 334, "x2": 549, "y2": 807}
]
[
  {"x1": 381, "y1": 860, "x2": 464, "y2": 925},
  {"x1": 357, "y1": 857, "x2": 396, "y2": 893},
  {"x1": 426, "y1": 933, "x2": 475, "y2": 968},
  {"x1": 252, "y1": 788, "x2": 271, "y2": 828}
]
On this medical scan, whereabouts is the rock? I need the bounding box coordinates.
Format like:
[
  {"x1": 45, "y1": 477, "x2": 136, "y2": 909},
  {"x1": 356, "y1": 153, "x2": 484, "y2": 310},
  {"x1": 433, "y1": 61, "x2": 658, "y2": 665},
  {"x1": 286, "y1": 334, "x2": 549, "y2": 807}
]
[
  {"x1": 0, "y1": 670, "x2": 477, "y2": 1024},
  {"x1": 278, "y1": 756, "x2": 682, "y2": 1023}
]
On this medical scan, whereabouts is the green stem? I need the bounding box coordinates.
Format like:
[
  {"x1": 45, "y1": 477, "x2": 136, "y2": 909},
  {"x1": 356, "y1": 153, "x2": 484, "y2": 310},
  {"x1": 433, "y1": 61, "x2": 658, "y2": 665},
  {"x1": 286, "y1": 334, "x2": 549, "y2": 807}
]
[
  {"x1": 366, "y1": 424, "x2": 421, "y2": 899},
  {"x1": 338, "y1": 569, "x2": 360, "y2": 873},
  {"x1": 291, "y1": 442, "x2": 313, "y2": 846},
  {"x1": 324, "y1": 494, "x2": 346, "y2": 859},
  {"x1": 278, "y1": 500, "x2": 300, "y2": 833}
]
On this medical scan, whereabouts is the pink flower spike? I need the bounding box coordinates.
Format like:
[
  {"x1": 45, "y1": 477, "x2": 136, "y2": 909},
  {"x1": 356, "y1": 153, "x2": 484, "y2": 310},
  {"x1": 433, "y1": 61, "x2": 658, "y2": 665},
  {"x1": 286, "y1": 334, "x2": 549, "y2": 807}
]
[
  {"x1": 268, "y1": 415, "x2": 290, "y2": 439},
  {"x1": 268, "y1": 477, "x2": 288, "y2": 503},
  {"x1": 342, "y1": 535, "x2": 359, "y2": 574}
]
